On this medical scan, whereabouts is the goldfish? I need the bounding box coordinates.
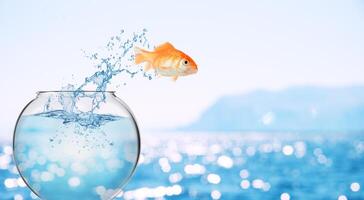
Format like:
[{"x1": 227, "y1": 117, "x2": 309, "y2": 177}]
[{"x1": 134, "y1": 42, "x2": 198, "y2": 81}]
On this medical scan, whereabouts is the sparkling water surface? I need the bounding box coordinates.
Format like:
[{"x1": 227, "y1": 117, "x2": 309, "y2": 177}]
[{"x1": 2, "y1": 131, "x2": 364, "y2": 200}]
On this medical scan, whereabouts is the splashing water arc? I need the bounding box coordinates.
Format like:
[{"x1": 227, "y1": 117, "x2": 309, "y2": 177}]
[{"x1": 45, "y1": 29, "x2": 155, "y2": 128}]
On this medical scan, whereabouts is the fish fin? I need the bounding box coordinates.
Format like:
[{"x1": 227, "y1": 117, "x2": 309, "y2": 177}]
[
  {"x1": 134, "y1": 46, "x2": 150, "y2": 64},
  {"x1": 154, "y1": 42, "x2": 175, "y2": 52},
  {"x1": 172, "y1": 76, "x2": 178, "y2": 81}
]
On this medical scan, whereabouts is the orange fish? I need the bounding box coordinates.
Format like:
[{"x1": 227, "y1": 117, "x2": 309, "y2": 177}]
[{"x1": 134, "y1": 42, "x2": 198, "y2": 81}]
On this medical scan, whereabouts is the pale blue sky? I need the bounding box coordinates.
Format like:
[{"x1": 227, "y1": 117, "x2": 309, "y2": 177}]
[{"x1": 0, "y1": 0, "x2": 364, "y2": 141}]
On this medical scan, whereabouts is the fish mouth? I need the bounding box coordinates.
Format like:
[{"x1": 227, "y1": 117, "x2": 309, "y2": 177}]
[
  {"x1": 186, "y1": 68, "x2": 197, "y2": 75},
  {"x1": 182, "y1": 66, "x2": 197, "y2": 75},
  {"x1": 190, "y1": 66, "x2": 198, "y2": 72}
]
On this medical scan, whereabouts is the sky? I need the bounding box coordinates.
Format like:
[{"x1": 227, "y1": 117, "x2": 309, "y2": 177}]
[{"x1": 0, "y1": 0, "x2": 364, "y2": 141}]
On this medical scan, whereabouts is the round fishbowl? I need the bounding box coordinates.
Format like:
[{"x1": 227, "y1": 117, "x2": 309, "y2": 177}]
[{"x1": 13, "y1": 91, "x2": 140, "y2": 200}]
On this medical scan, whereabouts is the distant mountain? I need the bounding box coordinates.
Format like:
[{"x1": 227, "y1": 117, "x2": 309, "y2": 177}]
[{"x1": 181, "y1": 86, "x2": 364, "y2": 132}]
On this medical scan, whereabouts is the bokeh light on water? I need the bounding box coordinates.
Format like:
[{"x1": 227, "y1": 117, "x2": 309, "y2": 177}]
[{"x1": 2, "y1": 131, "x2": 364, "y2": 199}]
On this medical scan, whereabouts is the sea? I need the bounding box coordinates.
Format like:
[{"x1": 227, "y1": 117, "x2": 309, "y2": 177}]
[
  {"x1": 1, "y1": 131, "x2": 363, "y2": 200},
  {"x1": 2, "y1": 28, "x2": 364, "y2": 199}
]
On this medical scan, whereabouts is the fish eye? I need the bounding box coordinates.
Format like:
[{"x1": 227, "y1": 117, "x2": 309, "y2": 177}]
[{"x1": 182, "y1": 59, "x2": 189, "y2": 65}]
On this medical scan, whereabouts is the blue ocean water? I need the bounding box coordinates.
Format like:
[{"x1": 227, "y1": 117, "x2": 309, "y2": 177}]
[{"x1": 2, "y1": 131, "x2": 363, "y2": 200}]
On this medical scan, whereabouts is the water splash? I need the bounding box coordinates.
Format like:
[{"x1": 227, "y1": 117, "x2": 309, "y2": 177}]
[
  {"x1": 77, "y1": 28, "x2": 154, "y2": 92},
  {"x1": 42, "y1": 29, "x2": 154, "y2": 128}
]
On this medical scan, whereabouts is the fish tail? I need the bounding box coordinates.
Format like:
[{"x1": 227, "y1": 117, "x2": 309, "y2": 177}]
[{"x1": 134, "y1": 46, "x2": 150, "y2": 64}]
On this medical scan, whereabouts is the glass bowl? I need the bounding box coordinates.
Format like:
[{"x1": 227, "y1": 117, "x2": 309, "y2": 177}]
[{"x1": 13, "y1": 91, "x2": 140, "y2": 200}]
